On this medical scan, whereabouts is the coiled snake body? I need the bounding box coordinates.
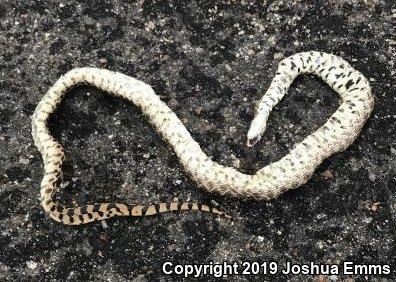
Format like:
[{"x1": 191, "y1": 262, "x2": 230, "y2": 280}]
[{"x1": 32, "y1": 51, "x2": 374, "y2": 225}]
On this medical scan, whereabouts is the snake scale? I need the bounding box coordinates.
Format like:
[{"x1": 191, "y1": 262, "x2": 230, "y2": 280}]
[{"x1": 32, "y1": 51, "x2": 374, "y2": 225}]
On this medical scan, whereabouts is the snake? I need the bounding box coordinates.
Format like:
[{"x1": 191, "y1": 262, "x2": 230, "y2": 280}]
[{"x1": 32, "y1": 51, "x2": 374, "y2": 225}]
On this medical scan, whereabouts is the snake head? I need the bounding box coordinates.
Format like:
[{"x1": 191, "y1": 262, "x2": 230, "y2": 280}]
[
  {"x1": 246, "y1": 124, "x2": 265, "y2": 147},
  {"x1": 246, "y1": 112, "x2": 268, "y2": 147}
]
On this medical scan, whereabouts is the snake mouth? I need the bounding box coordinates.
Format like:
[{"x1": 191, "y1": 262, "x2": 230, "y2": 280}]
[{"x1": 246, "y1": 136, "x2": 259, "y2": 147}]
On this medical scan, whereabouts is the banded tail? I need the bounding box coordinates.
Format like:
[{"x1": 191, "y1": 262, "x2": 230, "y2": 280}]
[{"x1": 44, "y1": 201, "x2": 231, "y2": 225}]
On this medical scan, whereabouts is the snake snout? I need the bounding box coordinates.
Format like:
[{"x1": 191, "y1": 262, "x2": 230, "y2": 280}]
[{"x1": 246, "y1": 136, "x2": 260, "y2": 148}]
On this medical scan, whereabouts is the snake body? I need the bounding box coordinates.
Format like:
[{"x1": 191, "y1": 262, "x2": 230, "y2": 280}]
[{"x1": 32, "y1": 51, "x2": 374, "y2": 225}]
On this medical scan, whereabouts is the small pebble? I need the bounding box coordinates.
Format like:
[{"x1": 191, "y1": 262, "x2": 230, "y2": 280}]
[
  {"x1": 323, "y1": 170, "x2": 333, "y2": 179},
  {"x1": 194, "y1": 106, "x2": 203, "y2": 115},
  {"x1": 99, "y1": 58, "x2": 107, "y2": 65},
  {"x1": 273, "y1": 52, "x2": 284, "y2": 60},
  {"x1": 26, "y1": 261, "x2": 37, "y2": 270},
  {"x1": 368, "y1": 172, "x2": 376, "y2": 182},
  {"x1": 19, "y1": 156, "x2": 30, "y2": 165},
  {"x1": 210, "y1": 199, "x2": 219, "y2": 206},
  {"x1": 231, "y1": 157, "x2": 241, "y2": 169}
]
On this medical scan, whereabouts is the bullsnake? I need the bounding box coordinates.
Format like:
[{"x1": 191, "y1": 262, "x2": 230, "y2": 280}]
[{"x1": 32, "y1": 51, "x2": 374, "y2": 225}]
